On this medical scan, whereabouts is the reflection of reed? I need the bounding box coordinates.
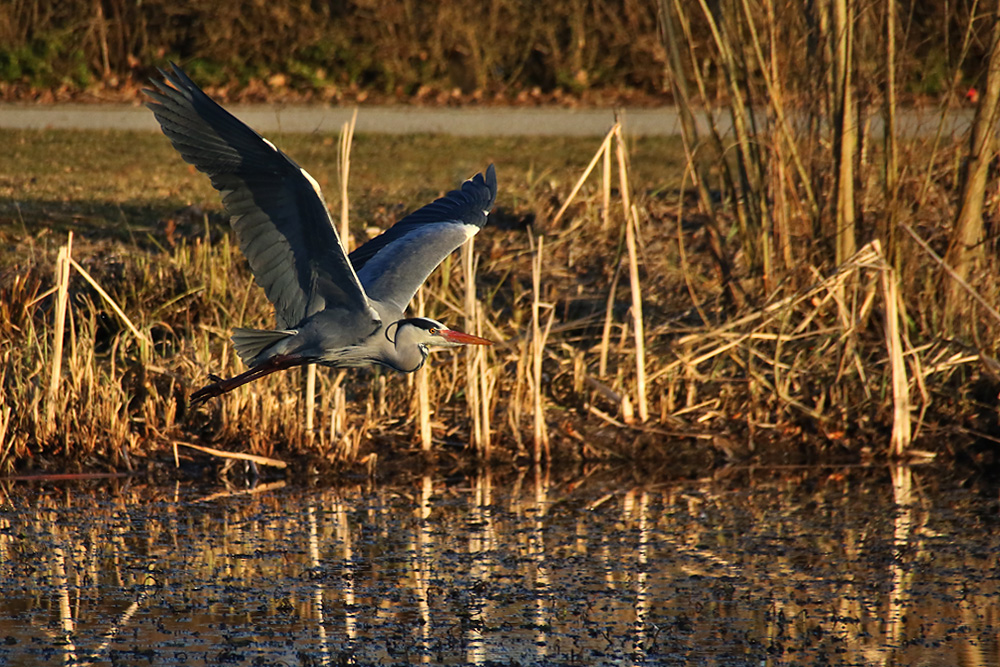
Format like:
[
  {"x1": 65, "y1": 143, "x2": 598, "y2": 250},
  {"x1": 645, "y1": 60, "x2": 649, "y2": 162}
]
[
  {"x1": 191, "y1": 479, "x2": 287, "y2": 503},
  {"x1": 333, "y1": 497, "x2": 357, "y2": 644},
  {"x1": 960, "y1": 597, "x2": 988, "y2": 667},
  {"x1": 532, "y1": 465, "x2": 550, "y2": 661},
  {"x1": 633, "y1": 490, "x2": 650, "y2": 659},
  {"x1": 465, "y1": 468, "x2": 494, "y2": 665},
  {"x1": 413, "y1": 474, "x2": 434, "y2": 664},
  {"x1": 90, "y1": 565, "x2": 158, "y2": 661},
  {"x1": 52, "y1": 544, "x2": 79, "y2": 665},
  {"x1": 885, "y1": 465, "x2": 913, "y2": 652},
  {"x1": 307, "y1": 503, "x2": 331, "y2": 667},
  {"x1": 5, "y1": 470, "x2": 1000, "y2": 665}
]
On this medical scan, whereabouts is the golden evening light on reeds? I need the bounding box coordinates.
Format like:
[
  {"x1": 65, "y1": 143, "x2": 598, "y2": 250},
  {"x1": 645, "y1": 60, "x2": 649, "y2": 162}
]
[{"x1": 2, "y1": 2, "x2": 1000, "y2": 473}]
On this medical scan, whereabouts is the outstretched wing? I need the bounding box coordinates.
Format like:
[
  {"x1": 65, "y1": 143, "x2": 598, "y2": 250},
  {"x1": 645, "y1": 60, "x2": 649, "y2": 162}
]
[
  {"x1": 350, "y1": 165, "x2": 497, "y2": 311},
  {"x1": 145, "y1": 63, "x2": 369, "y2": 329}
]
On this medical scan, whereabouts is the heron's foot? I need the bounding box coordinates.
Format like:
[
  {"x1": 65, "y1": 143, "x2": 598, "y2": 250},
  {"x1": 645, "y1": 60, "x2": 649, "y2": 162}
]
[
  {"x1": 189, "y1": 374, "x2": 236, "y2": 406},
  {"x1": 189, "y1": 355, "x2": 304, "y2": 407}
]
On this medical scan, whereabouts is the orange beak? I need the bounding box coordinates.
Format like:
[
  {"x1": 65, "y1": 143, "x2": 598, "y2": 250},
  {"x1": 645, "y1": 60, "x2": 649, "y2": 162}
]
[{"x1": 441, "y1": 329, "x2": 494, "y2": 346}]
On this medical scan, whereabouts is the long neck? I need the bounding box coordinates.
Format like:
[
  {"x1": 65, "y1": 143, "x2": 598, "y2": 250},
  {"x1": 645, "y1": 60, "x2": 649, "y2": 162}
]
[{"x1": 385, "y1": 323, "x2": 428, "y2": 373}]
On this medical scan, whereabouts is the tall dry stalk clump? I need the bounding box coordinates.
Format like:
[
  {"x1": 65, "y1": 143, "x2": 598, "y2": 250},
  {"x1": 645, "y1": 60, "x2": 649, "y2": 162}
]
[
  {"x1": 648, "y1": 0, "x2": 1000, "y2": 456},
  {"x1": 7, "y1": 2, "x2": 1000, "y2": 468}
]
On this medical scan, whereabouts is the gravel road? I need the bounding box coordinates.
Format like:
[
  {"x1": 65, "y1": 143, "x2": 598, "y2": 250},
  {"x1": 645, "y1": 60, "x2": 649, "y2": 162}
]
[{"x1": 0, "y1": 103, "x2": 975, "y2": 137}]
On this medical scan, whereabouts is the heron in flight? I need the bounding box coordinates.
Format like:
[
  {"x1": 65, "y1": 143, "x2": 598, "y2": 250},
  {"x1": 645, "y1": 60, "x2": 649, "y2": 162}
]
[{"x1": 145, "y1": 64, "x2": 495, "y2": 405}]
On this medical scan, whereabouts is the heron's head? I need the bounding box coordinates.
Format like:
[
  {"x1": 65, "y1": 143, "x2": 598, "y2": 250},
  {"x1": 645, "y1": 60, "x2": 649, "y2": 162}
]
[{"x1": 387, "y1": 317, "x2": 493, "y2": 349}]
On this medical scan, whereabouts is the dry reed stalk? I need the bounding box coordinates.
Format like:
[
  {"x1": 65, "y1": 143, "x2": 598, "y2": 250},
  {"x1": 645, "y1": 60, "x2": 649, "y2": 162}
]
[
  {"x1": 304, "y1": 364, "x2": 317, "y2": 442},
  {"x1": 330, "y1": 369, "x2": 348, "y2": 442},
  {"x1": 302, "y1": 111, "x2": 358, "y2": 440},
  {"x1": 333, "y1": 393, "x2": 353, "y2": 460},
  {"x1": 45, "y1": 233, "x2": 72, "y2": 441},
  {"x1": 876, "y1": 241, "x2": 911, "y2": 455},
  {"x1": 628, "y1": 204, "x2": 649, "y2": 421},
  {"x1": 613, "y1": 124, "x2": 634, "y2": 236},
  {"x1": 899, "y1": 222, "x2": 1000, "y2": 326},
  {"x1": 338, "y1": 108, "x2": 358, "y2": 252},
  {"x1": 916, "y1": 14, "x2": 980, "y2": 206},
  {"x1": 507, "y1": 336, "x2": 530, "y2": 454},
  {"x1": 883, "y1": 0, "x2": 900, "y2": 258},
  {"x1": 549, "y1": 124, "x2": 617, "y2": 229},
  {"x1": 463, "y1": 241, "x2": 485, "y2": 453},
  {"x1": 657, "y1": 245, "x2": 876, "y2": 377},
  {"x1": 662, "y1": 0, "x2": 734, "y2": 288},
  {"x1": 67, "y1": 257, "x2": 149, "y2": 346},
  {"x1": 739, "y1": 0, "x2": 819, "y2": 220},
  {"x1": 832, "y1": 0, "x2": 858, "y2": 267},
  {"x1": 615, "y1": 128, "x2": 648, "y2": 422},
  {"x1": 175, "y1": 441, "x2": 288, "y2": 469},
  {"x1": 415, "y1": 286, "x2": 432, "y2": 450},
  {"x1": 694, "y1": 0, "x2": 765, "y2": 270},
  {"x1": 602, "y1": 133, "x2": 612, "y2": 230},
  {"x1": 531, "y1": 235, "x2": 549, "y2": 461},
  {"x1": 0, "y1": 404, "x2": 12, "y2": 469},
  {"x1": 944, "y1": 8, "x2": 1000, "y2": 329},
  {"x1": 476, "y1": 302, "x2": 494, "y2": 458}
]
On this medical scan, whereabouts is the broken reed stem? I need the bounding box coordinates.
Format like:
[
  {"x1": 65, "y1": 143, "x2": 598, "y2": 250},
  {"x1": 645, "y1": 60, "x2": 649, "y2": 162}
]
[
  {"x1": 339, "y1": 107, "x2": 358, "y2": 252},
  {"x1": 46, "y1": 232, "x2": 72, "y2": 439},
  {"x1": 602, "y1": 134, "x2": 612, "y2": 230},
  {"x1": 877, "y1": 240, "x2": 911, "y2": 455},
  {"x1": 613, "y1": 125, "x2": 634, "y2": 235},
  {"x1": 175, "y1": 441, "x2": 287, "y2": 469},
  {"x1": 463, "y1": 240, "x2": 485, "y2": 453},
  {"x1": 415, "y1": 286, "x2": 432, "y2": 450},
  {"x1": 0, "y1": 404, "x2": 12, "y2": 469},
  {"x1": 531, "y1": 235, "x2": 549, "y2": 461},
  {"x1": 314, "y1": 109, "x2": 357, "y2": 441},
  {"x1": 67, "y1": 257, "x2": 149, "y2": 346},
  {"x1": 615, "y1": 127, "x2": 648, "y2": 422},
  {"x1": 899, "y1": 222, "x2": 1000, "y2": 326},
  {"x1": 626, "y1": 204, "x2": 649, "y2": 423},
  {"x1": 331, "y1": 370, "x2": 350, "y2": 457},
  {"x1": 477, "y1": 302, "x2": 493, "y2": 458},
  {"x1": 599, "y1": 262, "x2": 622, "y2": 378},
  {"x1": 550, "y1": 123, "x2": 617, "y2": 228},
  {"x1": 304, "y1": 363, "x2": 316, "y2": 441}
]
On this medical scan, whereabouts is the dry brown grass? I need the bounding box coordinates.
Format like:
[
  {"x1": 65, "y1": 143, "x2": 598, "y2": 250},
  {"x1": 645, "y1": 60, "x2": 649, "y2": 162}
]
[{"x1": 2, "y1": 75, "x2": 1000, "y2": 472}]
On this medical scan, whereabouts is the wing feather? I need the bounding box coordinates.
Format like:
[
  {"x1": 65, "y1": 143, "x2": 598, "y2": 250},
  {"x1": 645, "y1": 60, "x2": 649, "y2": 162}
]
[
  {"x1": 146, "y1": 63, "x2": 369, "y2": 328},
  {"x1": 351, "y1": 165, "x2": 497, "y2": 310}
]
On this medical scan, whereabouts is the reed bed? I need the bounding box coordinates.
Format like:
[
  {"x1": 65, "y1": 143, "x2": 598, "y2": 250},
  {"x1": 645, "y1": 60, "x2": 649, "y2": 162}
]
[
  {"x1": 5, "y1": 1, "x2": 1000, "y2": 470},
  {"x1": 0, "y1": 118, "x2": 992, "y2": 474}
]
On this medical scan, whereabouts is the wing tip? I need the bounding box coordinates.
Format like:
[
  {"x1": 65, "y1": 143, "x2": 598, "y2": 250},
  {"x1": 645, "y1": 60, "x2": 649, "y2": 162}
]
[
  {"x1": 143, "y1": 62, "x2": 204, "y2": 109},
  {"x1": 469, "y1": 163, "x2": 498, "y2": 211},
  {"x1": 484, "y1": 163, "x2": 497, "y2": 203}
]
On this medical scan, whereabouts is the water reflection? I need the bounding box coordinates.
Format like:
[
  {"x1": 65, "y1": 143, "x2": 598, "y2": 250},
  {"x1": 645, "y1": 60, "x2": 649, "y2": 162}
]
[{"x1": 0, "y1": 464, "x2": 998, "y2": 666}]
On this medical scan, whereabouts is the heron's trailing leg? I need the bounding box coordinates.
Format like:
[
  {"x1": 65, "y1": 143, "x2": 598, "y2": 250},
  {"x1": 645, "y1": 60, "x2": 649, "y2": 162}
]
[{"x1": 189, "y1": 354, "x2": 307, "y2": 406}]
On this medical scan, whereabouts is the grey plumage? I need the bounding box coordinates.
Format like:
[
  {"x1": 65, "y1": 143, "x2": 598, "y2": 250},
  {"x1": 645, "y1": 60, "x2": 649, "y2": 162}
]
[{"x1": 146, "y1": 63, "x2": 496, "y2": 404}]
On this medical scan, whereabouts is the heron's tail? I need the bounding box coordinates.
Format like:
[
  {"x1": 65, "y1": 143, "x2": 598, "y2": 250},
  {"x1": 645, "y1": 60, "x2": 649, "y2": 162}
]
[{"x1": 232, "y1": 327, "x2": 297, "y2": 366}]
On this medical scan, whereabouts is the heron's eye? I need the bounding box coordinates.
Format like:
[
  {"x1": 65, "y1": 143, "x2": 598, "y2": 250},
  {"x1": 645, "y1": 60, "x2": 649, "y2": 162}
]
[{"x1": 428, "y1": 327, "x2": 440, "y2": 335}]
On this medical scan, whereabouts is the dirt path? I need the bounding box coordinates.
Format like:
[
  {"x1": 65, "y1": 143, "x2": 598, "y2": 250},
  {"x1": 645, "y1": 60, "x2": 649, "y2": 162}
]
[{"x1": 0, "y1": 103, "x2": 974, "y2": 137}]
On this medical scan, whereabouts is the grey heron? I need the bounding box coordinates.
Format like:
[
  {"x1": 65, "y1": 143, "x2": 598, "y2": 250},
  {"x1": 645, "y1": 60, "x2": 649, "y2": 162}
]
[{"x1": 145, "y1": 64, "x2": 496, "y2": 405}]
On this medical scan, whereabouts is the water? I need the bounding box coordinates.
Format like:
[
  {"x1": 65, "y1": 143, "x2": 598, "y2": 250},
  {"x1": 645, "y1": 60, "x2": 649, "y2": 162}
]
[{"x1": 1, "y1": 464, "x2": 997, "y2": 666}]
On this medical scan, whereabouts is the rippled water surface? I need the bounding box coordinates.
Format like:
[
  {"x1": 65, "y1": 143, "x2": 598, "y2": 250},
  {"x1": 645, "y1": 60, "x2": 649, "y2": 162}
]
[{"x1": 1, "y1": 464, "x2": 998, "y2": 666}]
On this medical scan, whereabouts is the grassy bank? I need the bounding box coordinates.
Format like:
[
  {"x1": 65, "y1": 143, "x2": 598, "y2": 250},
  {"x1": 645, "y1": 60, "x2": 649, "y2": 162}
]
[
  {"x1": 1, "y1": 113, "x2": 997, "y2": 475},
  {"x1": 0, "y1": 2, "x2": 988, "y2": 106}
]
